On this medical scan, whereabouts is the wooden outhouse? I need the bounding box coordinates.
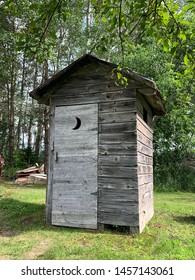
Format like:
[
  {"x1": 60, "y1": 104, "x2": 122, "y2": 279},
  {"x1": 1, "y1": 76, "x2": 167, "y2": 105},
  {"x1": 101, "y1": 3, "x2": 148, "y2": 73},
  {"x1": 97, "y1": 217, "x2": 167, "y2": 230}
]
[{"x1": 30, "y1": 54, "x2": 165, "y2": 233}]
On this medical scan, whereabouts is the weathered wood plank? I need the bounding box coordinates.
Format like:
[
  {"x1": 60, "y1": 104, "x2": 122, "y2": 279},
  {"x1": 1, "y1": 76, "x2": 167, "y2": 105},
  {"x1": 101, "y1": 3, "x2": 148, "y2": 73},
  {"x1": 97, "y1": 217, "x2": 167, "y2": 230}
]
[
  {"x1": 139, "y1": 196, "x2": 154, "y2": 214},
  {"x1": 137, "y1": 114, "x2": 153, "y2": 137},
  {"x1": 98, "y1": 177, "x2": 138, "y2": 189},
  {"x1": 137, "y1": 130, "x2": 153, "y2": 148},
  {"x1": 55, "y1": 130, "x2": 97, "y2": 152},
  {"x1": 139, "y1": 189, "x2": 153, "y2": 211},
  {"x1": 139, "y1": 182, "x2": 153, "y2": 199},
  {"x1": 98, "y1": 212, "x2": 139, "y2": 226},
  {"x1": 53, "y1": 180, "x2": 96, "y2": 191},
  {"x1": 138, "y1": 174, "x2": 153, "y2": 186},
  {"x1": 137, "y1": 141, "x2": 153, "y2": 157},
  {"x1": 52, "y1": 104, "x2": 98, "y2": 228},
  {"x1": 99, "y1": 166, "x2": 137, "y2": 179},
  {"x1": 55, "y1": 87, "x2": 135, "y2": 99},
  {"x1": 99, "y1": 155, "x2": 137, "y2": 167},
  {"x1": 53, "y1": 161, "x2": 97, "y2": 180},
  {"x1": 99, "y1": 122, "x2": 136, "y2": 134},
  {"x1": 52, "y1": 195, "x2": 96, "y2": 211},
  {"x1": 99, "y1": 143, "x2": 137, "y2": 155},
  {"x1": 99, "y1": 111, "x2": 136, "y2": 123},
  {"x1": 52, "y1": 212, "x2": 97, "y2": 229},
  {"x1": 138, "y1": 164, "x2": 153, "y2": 175},
  {"x1": 137, "y1": 152, "x2": 153, "y2": 165},
  {"x1": 99, "y1": 132, "x2": 137, "y2": 144},
  {"x1": 99, "y1": 100, "x2": 136, "y2": 113},
  {"x1": 137, "y1": 122, "x2": 153, "y2": 144},
  {"x1": 99, "y1": 188, "x2": 138, "y2": 203},
  {"x1": 54, "y1": 155, "x2": 97, "y2": 163},
  {"x1": 52, "y1": 202, "x2": 96, "y2": 215},
  {"x1": 139, "y1": 200, "x2": 154, "y2": 232},
  {"x1": 54, "y1": 104, "x2": 98, "y2": 157},
  {"x1": 52, "y1": 89, "x2": 136, "y2": 106},
  {"x1": 98, "y1": 204, "x2": 138, "y2": 214},
  {"x1": 55, "y1": 81, "x2": 138, "y2": 97},
  {"x1": 54, "y1": 103, "x2": 97, "y2": 128}
]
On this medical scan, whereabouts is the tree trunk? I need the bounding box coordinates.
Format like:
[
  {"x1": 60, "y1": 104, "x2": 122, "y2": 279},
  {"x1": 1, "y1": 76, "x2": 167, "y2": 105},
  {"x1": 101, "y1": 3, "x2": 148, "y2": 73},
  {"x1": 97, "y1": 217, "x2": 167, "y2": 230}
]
[
  {"x1": 7, "y1": 61, "x2": 15, "y2": 168},
  {"x1": 27, "y1": 97, "x2": 35, "y2": 149},
  {"x1": 16, "y1": 53, "x2": 26, "y2": 150},
  {"x1": 35, "y1": 111, "x2": 43, "y2": 157}
]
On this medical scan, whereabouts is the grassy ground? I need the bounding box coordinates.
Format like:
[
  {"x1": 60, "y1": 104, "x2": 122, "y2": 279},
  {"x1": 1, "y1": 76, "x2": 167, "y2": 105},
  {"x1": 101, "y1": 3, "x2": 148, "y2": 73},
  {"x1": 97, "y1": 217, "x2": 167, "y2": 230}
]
[{"x1": 0, "y1": 182, "x2": 194, "y2": 260}]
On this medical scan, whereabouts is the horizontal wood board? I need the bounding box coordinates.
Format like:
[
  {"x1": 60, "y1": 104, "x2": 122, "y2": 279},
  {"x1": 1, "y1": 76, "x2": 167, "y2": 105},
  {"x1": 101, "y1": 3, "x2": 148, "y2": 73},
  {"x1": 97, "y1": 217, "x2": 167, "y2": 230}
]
[
  {"x1": 136, "y1": 112, "x2": 154, "y2": 232},
  {"x1": 98, "y1": 100, "x2": 139, "y2": 226}
]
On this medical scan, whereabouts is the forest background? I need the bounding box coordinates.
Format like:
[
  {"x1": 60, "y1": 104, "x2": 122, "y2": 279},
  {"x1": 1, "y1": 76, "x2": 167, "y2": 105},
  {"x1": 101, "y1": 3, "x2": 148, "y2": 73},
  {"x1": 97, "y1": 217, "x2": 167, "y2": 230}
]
[{"x1": 0, "y1": 0, "x2": 194, "y2": 191}]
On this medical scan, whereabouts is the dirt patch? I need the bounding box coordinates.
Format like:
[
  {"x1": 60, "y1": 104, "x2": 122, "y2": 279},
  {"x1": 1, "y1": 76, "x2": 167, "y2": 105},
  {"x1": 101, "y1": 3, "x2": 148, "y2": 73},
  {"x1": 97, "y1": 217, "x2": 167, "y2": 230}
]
[
  {"x1": 20, "y1": 214, "x2": 36, "y2": 225},
  {"x1": 0, "y1": 228, "x2": 19, "y2": 237},
  {"x1": 22, "y1": 240, "x2": 50, "y2": 260},
  {"x1": 0, "y1": 255, "x2": 10, "y2": 260}
]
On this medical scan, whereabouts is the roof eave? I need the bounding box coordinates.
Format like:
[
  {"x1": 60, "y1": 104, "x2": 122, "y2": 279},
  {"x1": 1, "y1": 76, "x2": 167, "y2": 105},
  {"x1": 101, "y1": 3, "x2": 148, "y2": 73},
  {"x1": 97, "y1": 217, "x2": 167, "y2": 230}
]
[{"x1": 29, "y1": 54, "x2": 166, "y2": 115}]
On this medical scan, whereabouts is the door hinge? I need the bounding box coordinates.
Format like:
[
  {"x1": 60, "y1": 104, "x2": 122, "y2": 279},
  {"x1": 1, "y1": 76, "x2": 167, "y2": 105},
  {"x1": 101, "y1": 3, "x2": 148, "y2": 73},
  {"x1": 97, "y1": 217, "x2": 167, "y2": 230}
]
[
  {"x1": 98, "y1": 125, "x2": 102, "y2": 133},
  {"x1": 91, "y1": 189, "x2": 101, "y2": 197},
  {"x1": 55, "y1": 151, "x2": 59, "y2": 162}
]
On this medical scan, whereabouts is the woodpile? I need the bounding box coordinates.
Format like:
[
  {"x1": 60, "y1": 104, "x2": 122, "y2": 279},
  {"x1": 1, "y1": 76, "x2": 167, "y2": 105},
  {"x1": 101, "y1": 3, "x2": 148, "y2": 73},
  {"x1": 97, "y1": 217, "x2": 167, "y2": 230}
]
[{"x1": 15, "y1": 164, "x2": 47, "y2": 184}]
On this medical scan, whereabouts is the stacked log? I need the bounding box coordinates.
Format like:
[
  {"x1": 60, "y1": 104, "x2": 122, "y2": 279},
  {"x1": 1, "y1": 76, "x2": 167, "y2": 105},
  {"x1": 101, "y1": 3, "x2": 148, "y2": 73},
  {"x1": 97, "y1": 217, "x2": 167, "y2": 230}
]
[{"x1": 15, "y1": 164, "x2": 47, "y2": 184}]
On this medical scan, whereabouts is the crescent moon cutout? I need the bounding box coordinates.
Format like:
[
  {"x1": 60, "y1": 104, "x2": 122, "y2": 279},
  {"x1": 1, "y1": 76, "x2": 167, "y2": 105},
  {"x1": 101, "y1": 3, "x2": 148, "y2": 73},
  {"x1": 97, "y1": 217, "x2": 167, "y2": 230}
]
[{"x1": 72, "y1": 117, "x2": 81, "y2": 130}]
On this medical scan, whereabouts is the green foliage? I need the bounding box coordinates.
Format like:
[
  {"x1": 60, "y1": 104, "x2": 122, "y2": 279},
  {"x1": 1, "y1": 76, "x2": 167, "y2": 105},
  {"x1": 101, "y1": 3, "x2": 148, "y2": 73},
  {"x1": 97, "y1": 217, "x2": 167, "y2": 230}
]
[
  {"x1": 3, "y1": 147, "x2": 44, "y2": 179},
  {"x1": 91, "y1": 0, "x2": 195, "y2": 70},
  {"x1": 124, "y1": 41, "x2": 195, "y2": 191},
  {"x1": 154, "y1": 161, "x2": 195, "y2": 192},
  {"x1": 14, "y1": 147, "x2": 42, "y2": 168},
  {"x1": 0, "y1": 0, "x2": 194, "y2": 191}
]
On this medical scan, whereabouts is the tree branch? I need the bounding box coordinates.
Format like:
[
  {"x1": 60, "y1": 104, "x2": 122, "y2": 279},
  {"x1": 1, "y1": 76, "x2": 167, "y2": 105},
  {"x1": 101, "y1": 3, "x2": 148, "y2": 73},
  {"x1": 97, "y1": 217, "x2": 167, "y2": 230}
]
[
  {"x1": 119, "y1": 0, "x2": 124, "y2": 66},
  {"x1": 38, "y1": 0, "x2": 62, "y2": 46},
  {"x1": 162, "y1": 0, "x2": 180, "y2": 30}
]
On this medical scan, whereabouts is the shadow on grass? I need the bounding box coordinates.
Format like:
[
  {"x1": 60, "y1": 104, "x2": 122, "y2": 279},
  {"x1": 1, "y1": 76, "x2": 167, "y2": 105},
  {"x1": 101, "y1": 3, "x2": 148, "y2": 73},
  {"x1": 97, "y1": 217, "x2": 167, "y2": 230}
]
[
  {"x1": 0, "y1": 198, "x2": 131, "y2": 238},
  {"x1": 0, "y1": 198, "x2": 83, "y2": 237},
  {"x1": 1, "y1": 182, "x2": 47, "y2": 190},
  {"x1": 173, "y1": 215, "x2": 195, "y2": 224}
]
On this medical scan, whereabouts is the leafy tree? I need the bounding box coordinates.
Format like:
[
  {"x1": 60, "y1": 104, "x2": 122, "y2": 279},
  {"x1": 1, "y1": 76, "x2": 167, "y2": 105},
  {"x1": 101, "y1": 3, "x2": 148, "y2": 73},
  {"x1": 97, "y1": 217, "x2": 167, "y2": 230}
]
[
  {"x1": 125, "y1": 41, "x2": 194, "y2": 190},
  {"x1": 0, "y1": 0, "x2": 194, "y2": 189}
]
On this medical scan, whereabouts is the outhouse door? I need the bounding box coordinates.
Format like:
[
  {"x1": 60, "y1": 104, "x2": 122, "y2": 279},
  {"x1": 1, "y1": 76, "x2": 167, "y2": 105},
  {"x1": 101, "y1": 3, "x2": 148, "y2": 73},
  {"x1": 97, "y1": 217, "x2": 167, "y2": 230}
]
[{"x1": 51, "y1": 104, "x2": 98, "y2": 229}]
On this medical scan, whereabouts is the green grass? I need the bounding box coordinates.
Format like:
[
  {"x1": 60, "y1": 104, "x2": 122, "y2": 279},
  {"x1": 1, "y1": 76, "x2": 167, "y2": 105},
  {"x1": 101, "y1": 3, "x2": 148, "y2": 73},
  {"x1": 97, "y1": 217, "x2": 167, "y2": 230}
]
[{"x1": 0, "y1": 182, "x2": 194, "y2": 260}]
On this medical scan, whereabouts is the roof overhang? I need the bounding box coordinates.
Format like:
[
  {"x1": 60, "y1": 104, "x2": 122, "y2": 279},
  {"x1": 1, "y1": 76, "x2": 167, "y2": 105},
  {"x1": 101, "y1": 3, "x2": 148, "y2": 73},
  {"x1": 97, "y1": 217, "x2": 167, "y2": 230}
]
[{"x1": 30, "y1": 54, "x2": 166, "y2": 116}]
